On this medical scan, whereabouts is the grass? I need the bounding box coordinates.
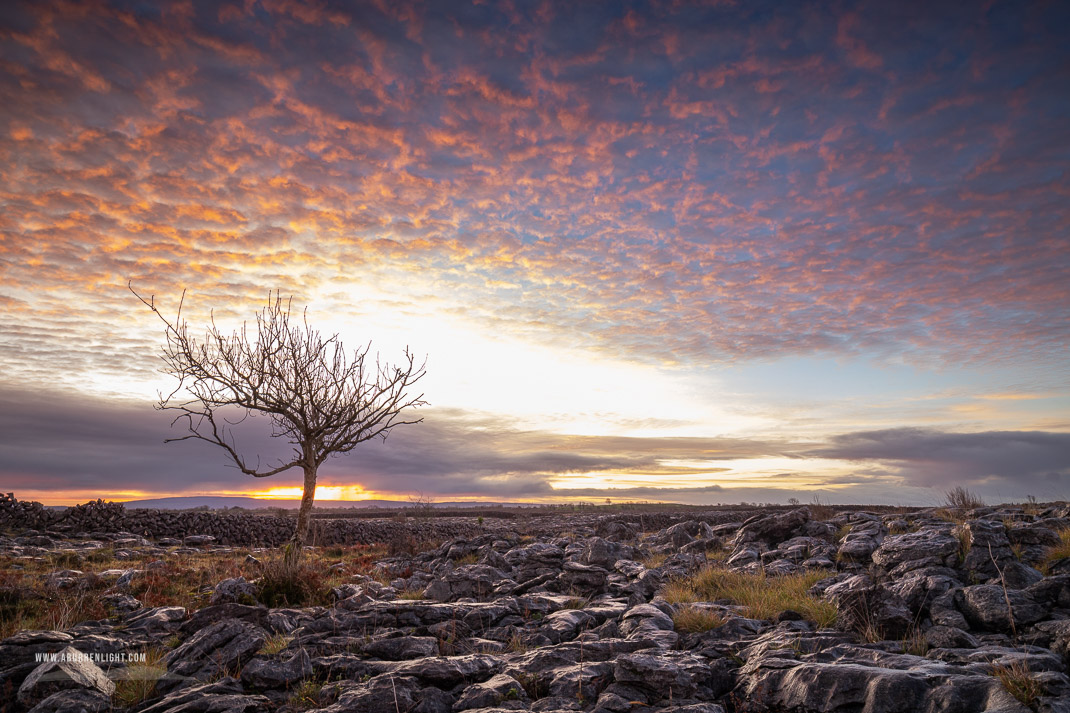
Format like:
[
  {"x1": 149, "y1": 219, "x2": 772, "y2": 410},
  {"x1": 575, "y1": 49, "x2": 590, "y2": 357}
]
[
  {"x1": 673, "y1": 605, "x2": 726, "y2": 633},
  {"x1": 506, "y1": 632, "x2": 530, "y2": 653},
  {"x1": 639, "y1": 552, "x2": 667, "y2": 569},
  {"x1": 452, "y1": 553, "x2": 480, "y2": 566},
  {"x1": 112, "y1": 648, "x2": 168, "y2": 708},
  {"x1": 661, "y1": 566, "x2": 838, "y2": 628},
  {"x1": 944, "y1": 486, "x2": 984, "y2": 510},
  {"x1": 396, "y1": 587, "x2": 425, "y2": 600},
  {"x1": 990, "y1": 660, "x2": 1041, "y2": 710},
  {"x1": 260, "y1": 633, "x2": 294, "y2": 655},
  {"x1": 1041, "y1": 528, "x2": 1070, "y2": 574},
  {"x1": 901, "y1": 627, "x2": 929, "y2": 657},
  {"x1": 289, "y1": 679, "x2": 324, "y2": 710},
  {"x1": 0, "y1": 542, "x2": 389, "y2": 638},
  {"x1": 955, "y1": 526, "x2": 972, "y2": 565}
]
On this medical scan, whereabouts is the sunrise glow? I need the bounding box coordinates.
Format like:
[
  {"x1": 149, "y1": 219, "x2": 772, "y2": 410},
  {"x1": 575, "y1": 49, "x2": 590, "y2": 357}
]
[{"x1": 1, "y1": 1, "x2": 1068, "y2": 506}]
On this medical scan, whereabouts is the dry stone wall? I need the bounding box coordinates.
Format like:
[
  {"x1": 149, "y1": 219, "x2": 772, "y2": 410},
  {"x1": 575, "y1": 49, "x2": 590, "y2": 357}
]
[{"x1": 0, "y1": 494, "x2": 481, "y2": 546}]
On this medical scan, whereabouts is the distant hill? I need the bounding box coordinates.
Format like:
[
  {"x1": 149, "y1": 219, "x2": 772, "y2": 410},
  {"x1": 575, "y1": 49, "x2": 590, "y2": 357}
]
[{"x1": 117, "y1": 495, "x2": 527, "y2": 510}]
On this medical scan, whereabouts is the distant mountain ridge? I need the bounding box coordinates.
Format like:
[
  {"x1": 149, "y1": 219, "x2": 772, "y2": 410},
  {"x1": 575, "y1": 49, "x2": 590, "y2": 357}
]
[{"x1": 116, "y1": 495, "x2": 526, "y2": 510}]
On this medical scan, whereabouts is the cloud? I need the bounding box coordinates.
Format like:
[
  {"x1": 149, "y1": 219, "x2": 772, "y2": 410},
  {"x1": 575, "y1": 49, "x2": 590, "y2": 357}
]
[
  {"x1": 5, "y1": 386, "x2": 1069, "y2": 505},
  {"x1": 812, "y1": 428, "x2": 1070, "y2": 495},
  {"x1": 2, "y1": 2, "x2": 1069, "y2": 506},
  {"x1": 0, "y1": 0, "x2": 1067, "y2": 382},
  {"x1": 0, "y1": 386, "x2": 796, "y2": 500}
]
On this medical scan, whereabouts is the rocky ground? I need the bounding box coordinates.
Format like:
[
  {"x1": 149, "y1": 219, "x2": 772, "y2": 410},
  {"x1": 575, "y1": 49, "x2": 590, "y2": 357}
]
[{"x1": 3, "y1": 503, "x2": 1070, "y2": 713}]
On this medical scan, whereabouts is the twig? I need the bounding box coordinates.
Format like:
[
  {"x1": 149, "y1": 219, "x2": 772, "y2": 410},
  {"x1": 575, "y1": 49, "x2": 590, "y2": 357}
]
[{"x1": 989, "y1": 543, "x2": 1017, "y2": 639}]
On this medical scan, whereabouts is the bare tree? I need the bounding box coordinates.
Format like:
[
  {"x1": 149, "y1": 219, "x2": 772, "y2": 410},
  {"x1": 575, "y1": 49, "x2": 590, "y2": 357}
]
[{"x1": 131, "y1": 284, "x2": 427, "y2": 564}]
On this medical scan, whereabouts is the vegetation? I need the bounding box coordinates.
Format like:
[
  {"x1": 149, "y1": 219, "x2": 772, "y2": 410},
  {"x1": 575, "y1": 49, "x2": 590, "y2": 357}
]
[
  {"x1": 1041, "y1": 528, "x2": 1070, "y2": 574},
  {"x1": 259, "y1": 633, "x2": 294, "y2": 655},
  {"x1": 0, "y1": 543, "x2": 387, "y2": 637},
  {"x1": 451, "y1": 553, "x2": 480, "y2": 566},
  {"x1": 288, "y1": 679, "x2": 324, "y2": 711},
  {"x1": 132, "y1": 284, "x2": 426, "y2": 565},
  {"x1": 944, "y1": 486, "x2": 985, "y2": 510},
  {"x1": 673, "y1": 605, "x2": 726, "y2": 633},
  {"x1": 661, "y1": 566, "x2": 837, "y2": 628},
  {"x1": 112, "y1": 648, "x2": 168, "y2": 708},
  {"x1": 990, "y1": 660, "x2": 1042, "y2": 710},
  {"x1": 639, "y1": 552, "x2": 667, "y2": 569},
  {"x1": 954, "y1": 526, "x2": 972, "y2": 565},
  {"x1": 901, "y1": 627, "x2": 929, "y2": 657}
]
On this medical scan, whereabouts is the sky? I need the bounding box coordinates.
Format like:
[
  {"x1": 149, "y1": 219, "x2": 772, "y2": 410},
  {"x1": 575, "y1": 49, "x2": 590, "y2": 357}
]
[{"x1": 1, "y1": 0, "x2": 1069, "y2": 507}]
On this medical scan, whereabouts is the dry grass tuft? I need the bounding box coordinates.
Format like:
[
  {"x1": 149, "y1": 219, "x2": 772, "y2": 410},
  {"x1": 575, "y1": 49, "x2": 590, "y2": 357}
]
[
  {"x1": 112, "y1": 648, "x2": 168, "y2": 709},
  {"x1": 991, "y1": 660, "x2": 1042, "y2": 710},
  {"x1": 1041, "y1": 528, "x2": 1070, "y2": 574},
  {"x1": 901, "y1": 627, "x2": 929, "y2": 657},
  {"x1": 259, "y1": 633, "x2": 294, "y2": 655},
  {"x1": 673, "y1": 605, "x2": 726, "y2": 633},
  {"x1": 944, "y1": 486, "x2": 984, "y2": 510},
  {"x1": 639, "y1": 552, "x2": 667, "y2": 569}
]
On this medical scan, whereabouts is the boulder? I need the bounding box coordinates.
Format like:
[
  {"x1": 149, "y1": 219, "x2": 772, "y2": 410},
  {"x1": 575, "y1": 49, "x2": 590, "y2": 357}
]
[
  {"x1": 362, "y1": 636, "x2": 440, "y2": 661},
  {"x1": 26, "y1": 687, "x2": 111, "y2": 713},
  {"x1": 613, "y1": 652, "x2": 725, "y2": 701},
  {"x1": 453, "y1": 673, "x2": 530, "y2": 710},
  {"x1": 210, "y1": 576, "x2": 258, "y2": 605},
  {"x1": 733, "y1": 509, "x2": 810, "y2": 546},
  {"x1": 17, "y1": 646, "x2": 115, "y2": 707},
  {"x1": 959, "y1": 585, "x2": 1046, "y2": 634},
  {"x1": 389, "y1": 653, "x2": 502, "y2": 686},
  {"x1": 872, "y1": 529, "x2": 960, "y2": 570},
  {"x1": 161, "y1": 619, "x2": 268, "y2": 688},
  {"x1": 824, "y1": 574, "x2": 913, "y2": 639},
  {"x1": 241, "y1": 648, "x2": 312, "y2": 689}
]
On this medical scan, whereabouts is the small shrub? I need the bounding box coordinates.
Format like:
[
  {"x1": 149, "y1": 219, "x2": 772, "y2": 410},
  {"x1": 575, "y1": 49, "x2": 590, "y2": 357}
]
[
  {"x1": 808, "y1": 496, "x2": 836, "y2": 522},
  {"x1": 673, "y1": 605, "x2": 726, "y2": 633},
  {"x1": 944, "y1": 487, "x2": 984, "y2": 510},
  {"x1": 257, "y1": 558, "x2": 327, "y2": 608},
  {"x1": 514, "y1": 670, "x2": 548, "y2": 700},
  {"x1": 991, "y1": 660, "x2": 1041, "y2": 710},
  {"x1": 288, "y1": 679, "x2": 323, "y2": 710}
]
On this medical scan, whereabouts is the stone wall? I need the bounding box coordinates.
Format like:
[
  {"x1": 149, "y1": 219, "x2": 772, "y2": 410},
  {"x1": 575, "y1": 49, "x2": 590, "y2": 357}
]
[
  {"x1": 1, "y1": 493, "x2": 754, "y2": 547},
  {"x1": 0, "y1": 494, "x2": 483, "y2": 546}
]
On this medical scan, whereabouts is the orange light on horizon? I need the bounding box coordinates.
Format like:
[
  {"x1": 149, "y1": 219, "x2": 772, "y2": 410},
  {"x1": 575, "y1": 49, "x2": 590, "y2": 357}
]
[{"x1": 252, "y1": 484, "x2": 373, "y2": 501}]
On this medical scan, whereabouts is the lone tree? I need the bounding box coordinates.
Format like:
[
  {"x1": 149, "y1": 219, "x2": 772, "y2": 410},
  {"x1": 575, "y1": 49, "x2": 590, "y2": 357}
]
[{"x1": 131, "y1": 285, "x2": 426, "y2": 563}]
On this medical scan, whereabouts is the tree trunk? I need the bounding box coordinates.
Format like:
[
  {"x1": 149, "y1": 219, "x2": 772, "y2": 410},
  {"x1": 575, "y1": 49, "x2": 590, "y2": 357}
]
[{"x1": 285, "y1": 463, "x2": 318, "y2": 567}]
